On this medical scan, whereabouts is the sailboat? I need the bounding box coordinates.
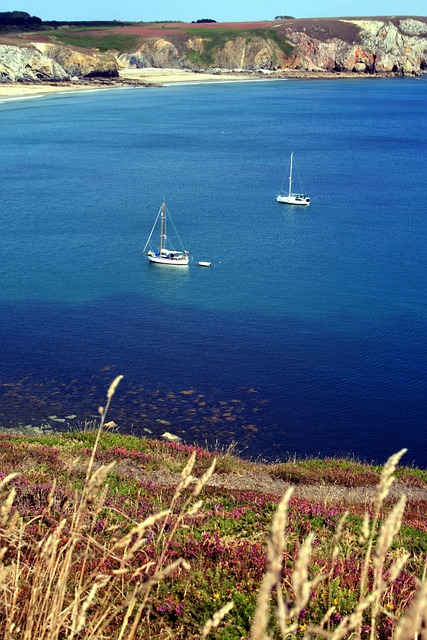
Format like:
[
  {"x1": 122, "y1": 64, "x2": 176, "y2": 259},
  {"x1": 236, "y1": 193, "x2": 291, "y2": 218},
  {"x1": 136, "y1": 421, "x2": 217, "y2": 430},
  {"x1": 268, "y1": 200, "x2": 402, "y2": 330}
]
[
  {"x1": 276, "y1": 152, "x2": 310, "y2": 206},
  {"x1": 143, "y1": 199, "x2": 190, "y2": 266}
]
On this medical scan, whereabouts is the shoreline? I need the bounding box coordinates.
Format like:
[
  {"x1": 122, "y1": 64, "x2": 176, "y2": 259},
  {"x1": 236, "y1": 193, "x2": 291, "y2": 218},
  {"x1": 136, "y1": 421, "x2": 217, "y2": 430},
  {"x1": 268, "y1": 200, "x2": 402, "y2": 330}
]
[
  {"x1": 0, "y1": 68, "x2": 412, "y2": 102},
  {"x1": 0, "y1": 69, "x2": 259, "y2": 101}
]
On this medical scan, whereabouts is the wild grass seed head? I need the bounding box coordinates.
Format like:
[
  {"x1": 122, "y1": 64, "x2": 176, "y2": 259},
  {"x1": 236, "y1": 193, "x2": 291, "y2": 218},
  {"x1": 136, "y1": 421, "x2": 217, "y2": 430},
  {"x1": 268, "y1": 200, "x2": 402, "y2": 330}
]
[
  {"x1": 373, "y1": 494, "x2": 406, "y2": 574},
  {"x1": 192, "y1": 457, "x2": 217, "y2": 497},
  {"x1": 375, "y1": 448, "x2": 407, "y2": 511},
  {"x1": 394, "y1": 579, "x2": 427, "y2": 640},
  {"x1": 201, "y1": 601, "x2": 234, "y2": 639}
]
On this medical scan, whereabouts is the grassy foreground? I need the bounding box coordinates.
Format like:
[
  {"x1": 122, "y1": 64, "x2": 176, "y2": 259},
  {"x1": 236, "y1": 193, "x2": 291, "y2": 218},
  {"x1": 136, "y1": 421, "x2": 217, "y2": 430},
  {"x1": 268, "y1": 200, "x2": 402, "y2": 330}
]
[{"x1": 0, "y1": 377, "x2": 426, "y2": 639}]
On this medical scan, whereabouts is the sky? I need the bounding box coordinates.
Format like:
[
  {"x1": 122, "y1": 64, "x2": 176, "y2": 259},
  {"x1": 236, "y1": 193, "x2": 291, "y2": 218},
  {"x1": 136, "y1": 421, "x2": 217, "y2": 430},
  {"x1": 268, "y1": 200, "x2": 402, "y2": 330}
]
[{"x1": 1, "y1": 0, "x2": 425, "y2": 22}]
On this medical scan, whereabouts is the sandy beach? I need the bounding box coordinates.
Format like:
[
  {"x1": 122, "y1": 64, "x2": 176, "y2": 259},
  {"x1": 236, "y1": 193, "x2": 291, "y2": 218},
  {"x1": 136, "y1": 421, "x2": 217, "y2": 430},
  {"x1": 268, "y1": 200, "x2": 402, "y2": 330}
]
[
  {"x1": 118, "y1": 67, "x2": 261, "y2": 84},
  {"x1": 0, "y1": 67, "x2": 384, "y2": 102},
  {"x1": 0, "y1": 68, "x2": 262, "y2": 101},
  {"x1": 0, "y1": 82, "x2": 109, "y2": 101}
]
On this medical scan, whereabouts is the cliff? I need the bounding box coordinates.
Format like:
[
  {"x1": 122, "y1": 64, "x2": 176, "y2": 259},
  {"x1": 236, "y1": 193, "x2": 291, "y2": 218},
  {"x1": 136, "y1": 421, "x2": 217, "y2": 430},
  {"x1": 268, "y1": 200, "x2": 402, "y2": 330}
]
[
  {"x1": 0, "y1": 42, "x2": 118, "y2": 83},
  {"x1": 36, "y1": 43, "x2": 119, "y2": 78},
  {"x1": 0, "y1": 43, "x2": 70, "y2": 82},
  {"x1": 0, "y1": 16, "x2": 426, "y2": 83},
  {"x1": 116, "y1": 35, "x2": 287, "y2": 71},
  {"x1": 117, "y1": 17, "x2": 427, "y2": 75},
  {"x1": 280, "y1": 17, "x2": 427, "y2": 74}
]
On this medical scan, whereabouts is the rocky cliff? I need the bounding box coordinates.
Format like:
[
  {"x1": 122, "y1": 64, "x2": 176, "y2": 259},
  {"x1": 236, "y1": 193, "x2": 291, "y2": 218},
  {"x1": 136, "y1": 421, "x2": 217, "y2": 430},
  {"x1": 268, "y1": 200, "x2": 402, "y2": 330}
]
[
  {"x1": 1, "y1": 17, "x2": 426, "y2": 83},
  {"x1": 0, "y1": 43, "x2": 70, "y2": 82},
  {"x1": 36, "y1": 43, "x2": 119, "y2": 78},
  {"x1": 116, "y1": 35, "x2": 286, "y2": 71},
  {"x1": 279, "y1": 17, "x2": 427, "y2": 74},
  {"x1": 0, "y1": 42, "x2": 118, "y2": 82},
  {"x1": 117, "y1": 17, "x2": 427, "y2": 75}
]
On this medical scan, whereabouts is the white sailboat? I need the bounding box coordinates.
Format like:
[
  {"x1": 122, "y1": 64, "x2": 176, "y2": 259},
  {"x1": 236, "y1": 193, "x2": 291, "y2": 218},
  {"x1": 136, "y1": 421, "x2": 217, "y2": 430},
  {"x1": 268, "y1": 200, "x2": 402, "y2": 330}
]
[
  {"x1": 276, "y1": 152, "x2": 310, "y2": 206},
  {"x1": 143, "y1": 199, "x2": 190, "y2": 266}
]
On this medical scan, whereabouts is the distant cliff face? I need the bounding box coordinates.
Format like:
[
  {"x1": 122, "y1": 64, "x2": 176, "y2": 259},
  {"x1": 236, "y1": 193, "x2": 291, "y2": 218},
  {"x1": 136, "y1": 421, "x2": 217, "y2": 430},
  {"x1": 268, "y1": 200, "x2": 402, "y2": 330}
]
[
  {"x1": 0, "y1": 44, "x2": 70, "y2": 82},
  {"x1": 119, "y1": 17, "x2": 427, "y2": 75},
  {"x1": 280, "y1": 18, "x2": 427, "y2": 74},
  {"x1": 0, "y1": 42, "x2": 118, "y2": 82},
  {"x1": 1, "y1": 17, "x2": 427, "y2": 83},
  {"x1": 37, "y1": 43, "x2": 119, "y2": 78},
  {"x1": 117, "y1": 35, "x2": 286, "y2": 71}
]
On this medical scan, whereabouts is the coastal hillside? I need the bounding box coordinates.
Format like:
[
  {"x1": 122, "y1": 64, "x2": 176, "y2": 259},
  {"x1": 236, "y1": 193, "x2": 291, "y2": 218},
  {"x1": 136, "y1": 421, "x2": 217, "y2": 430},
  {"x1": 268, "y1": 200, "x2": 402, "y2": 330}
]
[
  {"x1": 0, "y1": 375, "x2": 425, "y2": 638},
  {"x1": 0, "y1": 418, "x2": 426, "y2": 638},
  {"x1": 1, "y1": 15, "x2": 427, "y2": 83}
]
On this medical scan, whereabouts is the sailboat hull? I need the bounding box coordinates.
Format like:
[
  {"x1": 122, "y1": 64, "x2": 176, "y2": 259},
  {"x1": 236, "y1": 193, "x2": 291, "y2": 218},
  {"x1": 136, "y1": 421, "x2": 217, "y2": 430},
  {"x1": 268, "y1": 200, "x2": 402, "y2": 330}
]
[
  {"x1": 276, "y1": 194, "x2": 310, "y2": 206},
  {"x1": 147, "y1": 254, "x2": 189, "y2": 266}
]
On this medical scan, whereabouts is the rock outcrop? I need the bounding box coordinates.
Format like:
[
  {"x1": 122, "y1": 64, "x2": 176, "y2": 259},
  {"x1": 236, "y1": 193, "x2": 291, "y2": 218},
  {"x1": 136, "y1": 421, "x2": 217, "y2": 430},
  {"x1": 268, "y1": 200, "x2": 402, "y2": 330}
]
[
  {"x1": 118, "y1": 38, "x2": 189, "y2": 69},
  {"x1": 0, "y1": 43, "x2": 69, "y2": 82},
  {"x1": 280, "y1": 18, "x2": 427, "y2": 74},
  {"x1": 35, "y1": 43, "x2": 119, "y2": 78},
  {"x1": 211, "y1": 36, "x2": 284, "y2": 70},
  {"x1": 0, "y1": 42, "x2": 118, "y2": 83}
]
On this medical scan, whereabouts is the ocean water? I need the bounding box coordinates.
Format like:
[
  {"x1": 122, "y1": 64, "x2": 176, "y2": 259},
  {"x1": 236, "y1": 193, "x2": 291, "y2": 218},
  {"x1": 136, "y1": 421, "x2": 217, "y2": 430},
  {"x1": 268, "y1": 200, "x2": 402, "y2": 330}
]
[{"x1": 1, "y1": 78, "x2": 426, "y2": 467}]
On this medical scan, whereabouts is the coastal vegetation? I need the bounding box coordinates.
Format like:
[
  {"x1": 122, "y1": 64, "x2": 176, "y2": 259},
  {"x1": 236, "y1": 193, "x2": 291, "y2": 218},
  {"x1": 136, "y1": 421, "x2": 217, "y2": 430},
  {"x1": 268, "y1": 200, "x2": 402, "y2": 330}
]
[
  {"x1": 46, "y1": 27, "x2": 143, "y2": 54},
  {"x1": 0, "y1": 377, "x2": 426, "y2": 638}
]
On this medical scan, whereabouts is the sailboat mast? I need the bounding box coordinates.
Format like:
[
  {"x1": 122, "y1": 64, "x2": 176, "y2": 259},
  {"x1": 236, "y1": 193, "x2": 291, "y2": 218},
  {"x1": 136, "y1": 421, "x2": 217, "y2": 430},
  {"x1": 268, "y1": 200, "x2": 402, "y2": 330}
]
[
  {"x1": 160, "y1": 200, "x2": 166, "y2": 255},
  {"x1": 288, "y1": 152, "x2": 293, "y2": 196}
]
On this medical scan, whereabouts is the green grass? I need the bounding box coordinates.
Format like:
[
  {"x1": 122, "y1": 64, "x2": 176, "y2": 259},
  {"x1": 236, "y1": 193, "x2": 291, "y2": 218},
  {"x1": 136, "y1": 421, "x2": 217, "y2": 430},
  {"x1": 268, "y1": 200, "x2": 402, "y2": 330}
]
[{"x1": 48, "y1": 28, "x2": 142, "y2": 52}]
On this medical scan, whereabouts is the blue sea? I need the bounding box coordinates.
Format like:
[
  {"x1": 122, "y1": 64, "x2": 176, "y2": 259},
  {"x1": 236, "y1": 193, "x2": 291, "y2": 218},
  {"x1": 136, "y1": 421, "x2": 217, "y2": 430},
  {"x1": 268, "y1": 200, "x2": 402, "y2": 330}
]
[{"x1": 1, "y1": 78, "x2": 426, "y2": 467}]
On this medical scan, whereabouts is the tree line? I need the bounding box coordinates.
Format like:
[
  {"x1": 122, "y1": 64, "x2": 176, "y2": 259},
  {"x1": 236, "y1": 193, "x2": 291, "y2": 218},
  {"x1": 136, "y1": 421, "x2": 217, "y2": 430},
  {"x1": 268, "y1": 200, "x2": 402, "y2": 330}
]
[
  {"x1": 0, "y1": 11, "x2": 131, "y2": 31},
  {"x1": 0, "y1": 11, "x2": 42, "y2": 28}
]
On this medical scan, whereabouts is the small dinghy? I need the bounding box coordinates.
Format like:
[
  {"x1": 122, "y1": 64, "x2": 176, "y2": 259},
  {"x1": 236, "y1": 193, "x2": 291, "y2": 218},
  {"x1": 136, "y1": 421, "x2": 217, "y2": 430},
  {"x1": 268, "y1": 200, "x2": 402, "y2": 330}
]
[{"x1": 198, "y1": 261, "x2": 212, "y2": 267}]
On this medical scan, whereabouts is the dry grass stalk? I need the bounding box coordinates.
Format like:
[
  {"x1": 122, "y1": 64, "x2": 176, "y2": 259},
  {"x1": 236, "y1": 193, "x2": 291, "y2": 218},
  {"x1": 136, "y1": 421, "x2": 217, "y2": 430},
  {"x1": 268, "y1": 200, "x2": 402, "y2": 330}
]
[
  {"x1": 374, "y1": 449, "x2": 407, "y2": 512},
  {"x1": 369, "y1": 494, "x2": 407, "y2": 638},
  {"x1": 113, "y1": 509, "x2": 171, "y2": 554},
  {"x1": 106, "y1": 375, "x2": 124, "y2": 401},
  {"x1": 0, "y1": 376, "x2": 199, "y2": 640},
  {"x1": 192, "y1": 457, "x2": 217, "y2": 497},
  {"x1": 250, "y1": 487, "x2": 294, "y2": 640},
  {"x1": 291, "y1": 532, "x2": 316, "y2": 611},
  {"x1": 0, "y1": 477, "x2": 18, "y2": 528},
  {"x1": 249, "y1": 449, "x2": 426, "y2": 640},
  {"x1": 201, "y1": 600, "x2": 235, "y2": 639},
  {"x1": 156, "y1": 451, "x2": 196, "y2": 544},
  {"x1": 394, "y1": 577, "x2": 427, "y2": 640},
  {"x1": 360, "y1": 448, "x2": 407, "y2": 600},
  {"x1": 86, "y1": 375, "x2": 124, "y2": 482},
  {"x1": 155, "y1": 455, "x2": 216, "y2": 571},
  {"x1": 311, "y1": 591, "x2": 379, "y2": 640}
]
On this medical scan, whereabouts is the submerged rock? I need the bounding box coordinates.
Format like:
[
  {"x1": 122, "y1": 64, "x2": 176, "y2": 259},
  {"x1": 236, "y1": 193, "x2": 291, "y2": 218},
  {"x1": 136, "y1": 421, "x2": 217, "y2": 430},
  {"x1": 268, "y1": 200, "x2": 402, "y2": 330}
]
[{"x1": 161, "y1": 431, "x2": 182, "y2": 443}]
